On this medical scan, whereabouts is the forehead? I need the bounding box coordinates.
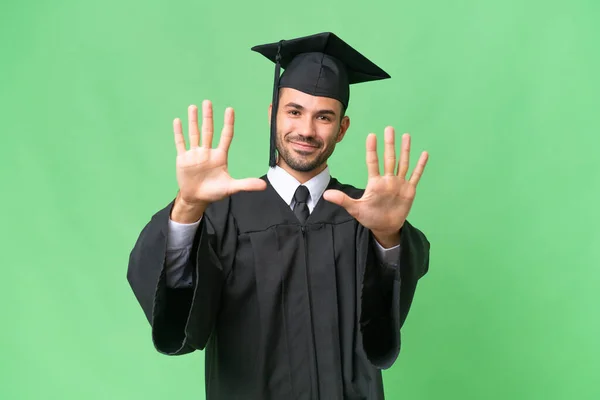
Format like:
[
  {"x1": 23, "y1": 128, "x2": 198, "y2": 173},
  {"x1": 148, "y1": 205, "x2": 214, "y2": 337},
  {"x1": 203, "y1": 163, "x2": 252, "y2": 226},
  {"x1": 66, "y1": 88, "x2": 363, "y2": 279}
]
[{"x1": 279, "y1": 87, "x2": 343, "y2": 112}]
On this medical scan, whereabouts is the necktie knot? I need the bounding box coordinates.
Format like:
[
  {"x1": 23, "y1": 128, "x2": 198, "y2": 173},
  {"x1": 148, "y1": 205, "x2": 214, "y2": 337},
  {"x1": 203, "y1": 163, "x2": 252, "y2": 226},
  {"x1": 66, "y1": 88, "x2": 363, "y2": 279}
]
[
  {"x1": 293, "y1": 185, "x2": 310, "y2": 223},
  {"x1": 294, "y1": 185, "x2": 310, "y2": 204}
]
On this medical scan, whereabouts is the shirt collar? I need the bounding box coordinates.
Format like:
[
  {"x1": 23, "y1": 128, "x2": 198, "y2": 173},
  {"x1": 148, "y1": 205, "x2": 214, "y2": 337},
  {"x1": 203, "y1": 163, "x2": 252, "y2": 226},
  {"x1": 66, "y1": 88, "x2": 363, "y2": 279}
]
[{"x1": 267, "y1": 165, "x2": 331, "y2": 208}]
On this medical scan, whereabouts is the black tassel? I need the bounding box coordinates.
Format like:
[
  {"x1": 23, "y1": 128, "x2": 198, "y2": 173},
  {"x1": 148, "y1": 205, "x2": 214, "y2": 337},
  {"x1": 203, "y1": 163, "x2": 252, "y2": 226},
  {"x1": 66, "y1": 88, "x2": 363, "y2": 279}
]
[{"x1": 269, "y1": 40, "x2": 284, "y2": 168}]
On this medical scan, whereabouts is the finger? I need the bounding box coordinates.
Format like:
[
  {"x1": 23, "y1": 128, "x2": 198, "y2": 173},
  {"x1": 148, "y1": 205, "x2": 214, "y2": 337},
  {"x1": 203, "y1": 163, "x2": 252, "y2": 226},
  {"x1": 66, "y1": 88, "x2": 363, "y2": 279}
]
[
  {"x1": 188, "y1": 105, "x2": 200, "y2": 148},
  {"x1": 383, "y1": 127, "x2": 396, "y2": 176},
  {"x1": 397, "y1": 133, "x2": 411, "y2": 178},
  {"x1": 229, "y1": 178, "x2": 267, "y2": 194},
  {"x1": 173, "y1": 118, "x2": 186, "y2": 155},
  {"x1": 409, "y1": 151, "x2": 429, "y2": 186},
  {"x1": 201, "y1": 100, "x2": 214, "y2": 149},
  {"x1": 365, "y1": 134, "x2": 380, "y2": 178},
  {"x1": 218, "y1": 107, "x2": 235, "y2": 152},
  {"x1": 322, "y1": 189, "x2": 359, "y2": 217}
]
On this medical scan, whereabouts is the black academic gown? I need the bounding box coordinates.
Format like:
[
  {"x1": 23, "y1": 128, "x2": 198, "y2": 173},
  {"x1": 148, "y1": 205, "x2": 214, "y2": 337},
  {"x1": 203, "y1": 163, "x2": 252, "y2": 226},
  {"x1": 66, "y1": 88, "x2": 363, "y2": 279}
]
[{"x1": 127, "y1": 176, "x2": 430, "y2": 400}]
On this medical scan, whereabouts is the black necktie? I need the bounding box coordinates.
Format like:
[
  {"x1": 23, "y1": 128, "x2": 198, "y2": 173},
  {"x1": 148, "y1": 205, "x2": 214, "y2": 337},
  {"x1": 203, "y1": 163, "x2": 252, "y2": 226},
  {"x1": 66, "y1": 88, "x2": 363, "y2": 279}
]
[{"x1": 293, "y1": 185, "x2": 310, "y2": 224}]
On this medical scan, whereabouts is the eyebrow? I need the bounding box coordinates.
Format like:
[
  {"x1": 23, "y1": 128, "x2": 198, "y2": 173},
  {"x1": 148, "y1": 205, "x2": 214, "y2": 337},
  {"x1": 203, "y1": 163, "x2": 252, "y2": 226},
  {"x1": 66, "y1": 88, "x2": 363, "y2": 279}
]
[{"x1": 284, "y1": 102, "x2": 337, "y2": 116}]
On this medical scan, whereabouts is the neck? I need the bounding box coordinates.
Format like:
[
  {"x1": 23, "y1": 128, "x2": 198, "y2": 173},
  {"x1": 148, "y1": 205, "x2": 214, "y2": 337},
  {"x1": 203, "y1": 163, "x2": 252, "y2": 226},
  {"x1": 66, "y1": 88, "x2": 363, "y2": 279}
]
[{"x1": 276, "y1": 160, "x2": 328, "y2": 184}]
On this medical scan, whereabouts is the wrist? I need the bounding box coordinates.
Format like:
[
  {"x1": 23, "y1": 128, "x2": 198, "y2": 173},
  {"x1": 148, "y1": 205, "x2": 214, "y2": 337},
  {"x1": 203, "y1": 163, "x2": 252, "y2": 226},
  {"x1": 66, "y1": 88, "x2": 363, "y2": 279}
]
[
  {"x1": 170, "y1": 195, "x2": 207, "y2": 224},
  {"x1": 371, "y1": 228, "x2": 401, "y2": 249}
]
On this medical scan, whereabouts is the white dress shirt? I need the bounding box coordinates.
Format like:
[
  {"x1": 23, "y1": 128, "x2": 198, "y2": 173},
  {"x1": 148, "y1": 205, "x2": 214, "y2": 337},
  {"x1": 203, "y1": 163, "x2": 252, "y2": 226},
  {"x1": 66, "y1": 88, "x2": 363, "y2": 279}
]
[{"x1": 165, "y1": 166, "x2": 401, "y2": 288}]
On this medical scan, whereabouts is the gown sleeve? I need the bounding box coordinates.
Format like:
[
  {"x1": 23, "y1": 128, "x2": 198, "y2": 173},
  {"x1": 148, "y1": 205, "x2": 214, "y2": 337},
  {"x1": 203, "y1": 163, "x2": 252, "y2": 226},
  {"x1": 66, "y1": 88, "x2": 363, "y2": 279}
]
[
  {"x1": 126, "y1": 198, "x2": 236, "y2": 355},
  {"x1": 359, "y1": 220, "x2": 430, "y2": 369}
]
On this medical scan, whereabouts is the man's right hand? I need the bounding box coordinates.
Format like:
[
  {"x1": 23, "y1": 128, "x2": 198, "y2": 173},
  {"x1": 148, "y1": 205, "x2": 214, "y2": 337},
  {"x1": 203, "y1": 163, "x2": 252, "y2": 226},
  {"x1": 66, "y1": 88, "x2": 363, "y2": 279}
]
[{"x1": 170, "y1": 100, "x2": 267, "y2": 223}]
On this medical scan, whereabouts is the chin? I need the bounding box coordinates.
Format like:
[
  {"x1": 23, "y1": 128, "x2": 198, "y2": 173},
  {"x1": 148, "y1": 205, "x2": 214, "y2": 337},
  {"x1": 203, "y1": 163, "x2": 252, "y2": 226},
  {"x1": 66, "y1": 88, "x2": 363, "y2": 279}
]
[
  {"x1": 290, "y1": 161, "x2": 319, "y2": 172},
  {"x1": 284, "y1": 155, "x2": 321, "y2": 172}
]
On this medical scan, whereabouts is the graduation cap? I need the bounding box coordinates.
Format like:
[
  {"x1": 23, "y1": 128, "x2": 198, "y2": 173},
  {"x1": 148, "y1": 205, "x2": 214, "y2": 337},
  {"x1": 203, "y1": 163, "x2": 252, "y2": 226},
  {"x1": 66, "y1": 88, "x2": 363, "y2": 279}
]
[{"x1": 251, "y1": 32, "x2": 391, "y2": 167}]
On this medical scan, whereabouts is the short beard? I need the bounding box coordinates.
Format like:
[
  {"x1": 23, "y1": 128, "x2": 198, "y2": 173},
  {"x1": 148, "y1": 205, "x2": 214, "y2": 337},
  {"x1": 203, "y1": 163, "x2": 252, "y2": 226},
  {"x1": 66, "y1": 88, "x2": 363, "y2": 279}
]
[{"x1": 276, "y1": 132, "x2": 338, "y2": 172}]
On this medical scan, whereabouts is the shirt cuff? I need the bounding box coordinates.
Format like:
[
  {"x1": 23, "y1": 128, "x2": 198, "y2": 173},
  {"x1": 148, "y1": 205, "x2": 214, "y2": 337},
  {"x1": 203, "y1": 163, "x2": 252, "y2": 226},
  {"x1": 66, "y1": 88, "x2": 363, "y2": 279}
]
[
  {"x1": 373, "y1": 238, "x2": 401, "y2": 266},
  {"x1": 167, "y1": 217, "x2": 202, "y2": 249}
]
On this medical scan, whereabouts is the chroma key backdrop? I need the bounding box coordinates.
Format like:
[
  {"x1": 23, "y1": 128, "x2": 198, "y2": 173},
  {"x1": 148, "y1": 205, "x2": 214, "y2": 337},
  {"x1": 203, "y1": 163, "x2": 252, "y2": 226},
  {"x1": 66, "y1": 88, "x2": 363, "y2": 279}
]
[{"x1": 1, "y1": 0, "x2": 599, "y2": 399}]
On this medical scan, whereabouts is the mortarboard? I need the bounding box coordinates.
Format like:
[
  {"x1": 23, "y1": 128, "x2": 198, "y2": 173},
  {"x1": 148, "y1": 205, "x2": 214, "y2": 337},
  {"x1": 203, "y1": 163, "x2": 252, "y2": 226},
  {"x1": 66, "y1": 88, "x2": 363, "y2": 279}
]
[{"x1": 251, "y1": 32, "x2": 391, "y2": 167}]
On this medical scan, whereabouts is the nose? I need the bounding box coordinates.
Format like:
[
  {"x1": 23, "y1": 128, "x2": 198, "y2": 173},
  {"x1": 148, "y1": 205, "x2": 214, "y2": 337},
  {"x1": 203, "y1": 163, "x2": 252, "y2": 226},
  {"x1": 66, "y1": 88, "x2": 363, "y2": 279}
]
[{"x1": 295, "y1": 116, "x2": 316, "y2": 138}]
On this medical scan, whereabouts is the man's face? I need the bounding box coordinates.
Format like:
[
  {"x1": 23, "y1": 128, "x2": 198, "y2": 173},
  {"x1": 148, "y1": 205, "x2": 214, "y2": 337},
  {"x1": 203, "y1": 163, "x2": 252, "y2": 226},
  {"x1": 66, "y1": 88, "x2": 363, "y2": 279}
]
[{"x1": 273, "y1": 88, "x2": 350, "y2": 172}]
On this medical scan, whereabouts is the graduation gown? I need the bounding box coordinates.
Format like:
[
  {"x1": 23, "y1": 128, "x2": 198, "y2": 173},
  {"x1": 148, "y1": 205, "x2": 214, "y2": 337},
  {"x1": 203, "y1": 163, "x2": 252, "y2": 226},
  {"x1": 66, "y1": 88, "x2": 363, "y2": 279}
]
[{"x1": 127, "y1": 175, "x2": 430, "y2": 400}]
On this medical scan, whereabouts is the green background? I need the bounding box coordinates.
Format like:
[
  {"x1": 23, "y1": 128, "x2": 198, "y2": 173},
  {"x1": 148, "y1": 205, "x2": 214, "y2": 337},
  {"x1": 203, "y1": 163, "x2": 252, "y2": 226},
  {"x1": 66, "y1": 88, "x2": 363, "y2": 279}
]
[{"x1": 2, "y1": 0, "x2": 599, "y2": 399}]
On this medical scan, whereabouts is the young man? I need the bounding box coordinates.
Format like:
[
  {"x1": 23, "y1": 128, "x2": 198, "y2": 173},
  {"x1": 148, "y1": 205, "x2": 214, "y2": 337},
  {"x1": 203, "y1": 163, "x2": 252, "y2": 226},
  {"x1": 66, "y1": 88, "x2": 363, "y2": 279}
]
[{"x1": 127, "y1": 32, "x2": 431, "y2": 400}]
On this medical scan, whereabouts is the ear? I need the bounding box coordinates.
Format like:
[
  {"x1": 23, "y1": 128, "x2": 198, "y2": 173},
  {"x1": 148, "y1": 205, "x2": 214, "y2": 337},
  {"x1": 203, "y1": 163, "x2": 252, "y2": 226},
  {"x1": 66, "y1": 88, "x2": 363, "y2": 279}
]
[
  {"x1": 268, "y1": 104, "x2": 272, "y2": 123},
  {"x1": 336, "y1": 116, "x2": 351, "y2": 143}
]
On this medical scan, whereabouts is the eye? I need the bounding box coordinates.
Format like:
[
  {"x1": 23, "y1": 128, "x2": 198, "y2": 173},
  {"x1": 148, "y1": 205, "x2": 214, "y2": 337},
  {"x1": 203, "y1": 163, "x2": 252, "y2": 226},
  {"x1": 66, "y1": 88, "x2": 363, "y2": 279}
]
[
  {"x1": 288, "y1": 110, "x2": 300, "y2": 116},
  {"x1": 317, "y1": 115, "x2": 332, "y2": 122}
]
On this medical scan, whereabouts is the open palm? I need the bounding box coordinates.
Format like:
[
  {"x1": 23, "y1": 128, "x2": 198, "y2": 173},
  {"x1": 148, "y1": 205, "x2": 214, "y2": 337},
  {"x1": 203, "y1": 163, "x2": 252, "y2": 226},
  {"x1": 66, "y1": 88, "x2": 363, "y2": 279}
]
[
  {"x1": 174, "y1": 101, "x2": 266, "y2": 208},
  {"x1": 323, "y1": 127, "x2": 428, "y2": 235}
]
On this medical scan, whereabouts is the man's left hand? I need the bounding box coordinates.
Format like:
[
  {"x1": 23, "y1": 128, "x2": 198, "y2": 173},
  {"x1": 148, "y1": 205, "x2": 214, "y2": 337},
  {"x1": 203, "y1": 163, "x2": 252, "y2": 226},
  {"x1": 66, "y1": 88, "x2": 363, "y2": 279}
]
[{"x1": 323, "y1": 127, "x2": 428, "y2": 248}]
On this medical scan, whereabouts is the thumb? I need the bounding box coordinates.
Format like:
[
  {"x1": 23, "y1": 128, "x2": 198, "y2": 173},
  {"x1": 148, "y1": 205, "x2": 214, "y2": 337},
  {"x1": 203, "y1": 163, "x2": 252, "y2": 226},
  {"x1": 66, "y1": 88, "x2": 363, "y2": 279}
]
[
  {"x1": 323, "y1": 189, "x2": 358, "y2": 216},
  {"x1": 229, "y1": 178, "x2": 267, "y2": 193}
]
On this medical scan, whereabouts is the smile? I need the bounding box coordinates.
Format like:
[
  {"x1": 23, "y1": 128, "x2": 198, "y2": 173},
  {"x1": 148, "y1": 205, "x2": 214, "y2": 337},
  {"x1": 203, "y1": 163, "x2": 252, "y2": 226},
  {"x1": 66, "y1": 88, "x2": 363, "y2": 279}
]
[{"x1": 290, "y1": 141, "x2": 319, "y2": 151}]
